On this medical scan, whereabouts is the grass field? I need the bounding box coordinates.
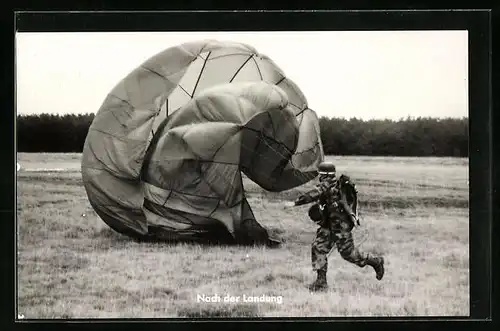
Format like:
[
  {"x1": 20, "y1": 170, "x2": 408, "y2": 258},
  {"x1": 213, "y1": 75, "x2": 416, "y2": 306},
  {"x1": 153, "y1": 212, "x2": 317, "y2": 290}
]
[{"x1": 16, "y1": 153, "x2": 469, "y2": 318}]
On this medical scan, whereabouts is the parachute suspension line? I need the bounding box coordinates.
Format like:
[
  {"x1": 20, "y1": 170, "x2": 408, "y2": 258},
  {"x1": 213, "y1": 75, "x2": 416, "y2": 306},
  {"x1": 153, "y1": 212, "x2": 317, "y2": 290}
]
[
  {"x1": 239, "y1": 143, "x2": 290, "y2": 182},
  {"x1": 292, "y1": 142, "x2": 321, "y2": 156},
  {"x1": 178, "y1": 84, "x2": 193, "y2": 98},
  {"x1": 265, "y1": 78, "x2": 316, "y2": 182},
  {"x1": 247, "y1": 129, "x2": 263, "y2": 176},
  {"x1": 208, "y1": 199, "x2": 221, "y2": 218},
  {"x1": 199, "y1": 160, "x2": 238, "y2": 192},
  {"x1": 198, "y1": 164, "x2": 241, "y2": 213},
  {"x1": 235, "y1": 173, "x2": 255, "y2": 234},
  {"x1": 241, "y1": 121, "x2": 293, "y2": 177},
  {"x1": 295, "y1": 106, "x2": 308, "y2": 120},
  {"x1": 191, "y1": 51, "x2": 211, "y2": 97},
  {"x1": 267, "y1": 110, "x2": 277, "y2": 140},
  {"x1": 251, "y1": 57, "x2": 263, "y2": 80},
  {"x1": 229, "y1": 55, "x2": 253, "y2": 83},
  {"x1": 139, "y1": 115, "x2": 171, "y2": 181},
  {"x1": 198, "y1": 42, "x2": 208, "y2": 55},
  {"x1": 238, "y1": 116, "x2": 314, "y2": 185},
  {"x1": 109, "y1": 93, "x2": 131, "y2": 106},
  {"x1": 108, "y1": 110, "x2": 127, "y2": 128},
  {"x1": 141, "y1": 66, "x2": 169, "y2": 81},
  {"x1": 241, "y1": 130, "x2": 310, "y2": 185},
  {"x1": 255, "y1": 127, "x2": 312, "y2": 184},
  {"x1": 149, "y1": 98, "x2": 169, "y2": 144},
  {"x1": 275, "y1": 76, "x2": 286, "y2": 86},
  {"x1": 243, "y1": 127, "x2": 294, "y2": 155},
  {"x1": 109, "y1": 94, "x2": 134, "y2": 117},
  {"x1": 273, "y1": 78, "x2": 304, "y2": 114},
  {"x1": 162, "y1": 188, "x2": 174, "y2": 207},
  {"x1": 170, "y1": 128, "x2": 238, "y2": 209},
  {"x1": 259, "y1": 135, "x2": 309, "y2": 183},
  {"x1": 210, "y1": 127, "x2": 239, "y2": 160}
]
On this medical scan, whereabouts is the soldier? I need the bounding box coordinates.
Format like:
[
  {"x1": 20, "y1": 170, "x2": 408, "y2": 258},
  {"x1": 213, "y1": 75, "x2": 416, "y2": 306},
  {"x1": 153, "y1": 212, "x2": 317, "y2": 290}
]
[{"x1": 293, "y1": 161, "x2": 385, "y2": 291}]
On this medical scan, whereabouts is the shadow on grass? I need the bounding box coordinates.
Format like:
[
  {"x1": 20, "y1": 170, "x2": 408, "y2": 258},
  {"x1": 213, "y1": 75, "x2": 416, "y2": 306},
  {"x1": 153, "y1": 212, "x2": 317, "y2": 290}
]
[{"x1": 92, "y1": 226, "x2": 286, "y2": 250}]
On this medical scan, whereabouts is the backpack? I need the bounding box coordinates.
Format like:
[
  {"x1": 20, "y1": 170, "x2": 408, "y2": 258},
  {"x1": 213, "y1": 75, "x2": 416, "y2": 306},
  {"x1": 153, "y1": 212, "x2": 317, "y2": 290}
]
[{"x1": 338, "y1": 174, "x2": 359, "y2": 225}]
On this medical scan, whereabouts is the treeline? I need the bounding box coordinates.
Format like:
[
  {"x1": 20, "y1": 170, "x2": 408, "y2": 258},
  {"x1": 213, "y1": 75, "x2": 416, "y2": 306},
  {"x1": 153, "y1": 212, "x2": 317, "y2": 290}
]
[
  {"x1": 16, "y1": 113, "x2": 468, "y2": 157},
  {"x1": 319, "y1": 116, "x2": 468, "y2": 157},
  {"x1": 17, "y1": 114, "x2": 95, "y2": 153}
]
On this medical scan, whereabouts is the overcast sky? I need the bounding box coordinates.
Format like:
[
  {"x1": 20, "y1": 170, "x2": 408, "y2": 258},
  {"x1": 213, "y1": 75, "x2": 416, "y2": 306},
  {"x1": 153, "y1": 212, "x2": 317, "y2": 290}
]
[{"x1": 16, "y1": 31, "x2": 468, "y2": 120}]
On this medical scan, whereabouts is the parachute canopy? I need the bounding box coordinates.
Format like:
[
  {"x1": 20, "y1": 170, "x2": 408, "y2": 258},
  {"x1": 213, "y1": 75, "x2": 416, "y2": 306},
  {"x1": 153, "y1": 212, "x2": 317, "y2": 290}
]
[{"x1": 81, "y1": 40, "x2": 324, "y2": 245}]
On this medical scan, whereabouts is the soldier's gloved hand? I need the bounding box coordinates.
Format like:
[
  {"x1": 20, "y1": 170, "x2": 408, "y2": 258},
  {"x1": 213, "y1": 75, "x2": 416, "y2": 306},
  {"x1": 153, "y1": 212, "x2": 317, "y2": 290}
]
[
  {"x1": 351, "y1": 213, "x2": 360, "y2": 226},
  {"x1": 294, "y1": 196, "x2": 308, "y2": 206},
  {"x1": 352, "y1": 213, "x2": 360, "y2": 226}
]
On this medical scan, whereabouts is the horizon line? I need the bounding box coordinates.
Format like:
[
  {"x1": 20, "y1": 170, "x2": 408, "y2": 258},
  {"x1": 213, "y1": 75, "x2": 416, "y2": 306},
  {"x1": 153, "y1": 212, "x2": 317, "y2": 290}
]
[{"x1": 15, "y1": 112, "x2": 469, "y2": 121}]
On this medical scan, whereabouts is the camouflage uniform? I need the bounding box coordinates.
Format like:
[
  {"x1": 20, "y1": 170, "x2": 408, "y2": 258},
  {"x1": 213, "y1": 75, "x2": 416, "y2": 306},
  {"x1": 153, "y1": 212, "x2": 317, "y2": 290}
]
[
  {"x1": 294, "y1": 162, "x2": 384, "y2": 291},
  {"x1": 311, "y1": 218, "x2": 373, "y2": 272}
]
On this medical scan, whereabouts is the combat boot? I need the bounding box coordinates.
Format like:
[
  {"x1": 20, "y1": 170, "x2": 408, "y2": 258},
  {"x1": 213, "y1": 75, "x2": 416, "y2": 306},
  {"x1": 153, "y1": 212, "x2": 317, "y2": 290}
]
[
  {"x1": 309, "y1": 270, "x2": 328, "y2": 292},
  {"x1": 367, "y1": 256, "x2": 385, "y2": 280}
]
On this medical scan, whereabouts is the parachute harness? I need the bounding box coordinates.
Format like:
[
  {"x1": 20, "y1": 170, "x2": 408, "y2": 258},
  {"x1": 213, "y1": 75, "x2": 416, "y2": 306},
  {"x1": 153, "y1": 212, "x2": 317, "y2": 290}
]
[{"x1": 320, "y1": 177, "x2": 370, "y2": 257}]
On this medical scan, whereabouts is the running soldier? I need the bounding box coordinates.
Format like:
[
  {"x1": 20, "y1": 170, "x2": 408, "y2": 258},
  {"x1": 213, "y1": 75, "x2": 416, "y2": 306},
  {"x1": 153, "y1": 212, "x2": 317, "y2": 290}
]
[{"x1": 293, "y1": 162, "x2": 385, "y2": 292}]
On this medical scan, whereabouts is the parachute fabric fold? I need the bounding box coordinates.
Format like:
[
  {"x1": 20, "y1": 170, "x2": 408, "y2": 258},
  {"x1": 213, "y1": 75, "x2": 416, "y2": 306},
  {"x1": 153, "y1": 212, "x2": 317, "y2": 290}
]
[{"x1": 82, "y1": 39, "x2": 324, "y2": 244}]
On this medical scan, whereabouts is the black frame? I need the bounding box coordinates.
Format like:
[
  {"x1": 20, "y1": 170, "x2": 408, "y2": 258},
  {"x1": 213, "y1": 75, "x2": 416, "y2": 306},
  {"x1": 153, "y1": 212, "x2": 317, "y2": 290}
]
[{"x1": 4, "y1": 8, "x2": 494, "y2": 330}]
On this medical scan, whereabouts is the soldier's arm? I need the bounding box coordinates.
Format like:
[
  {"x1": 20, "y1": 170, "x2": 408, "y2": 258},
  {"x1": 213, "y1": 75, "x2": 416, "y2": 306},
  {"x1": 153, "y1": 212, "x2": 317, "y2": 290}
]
[
  {"x1": 338, "y1": 199, "x2": 355, "y2": 217},
  {"x1": 337, "y1": 176, "x2": 359, "y2": 224},
  {"x1": 294, "y1": 184, "x2": 325, "y2": 206},
  {"x1": 338, "y1": 199, "x2": 358, "y2": 226}
]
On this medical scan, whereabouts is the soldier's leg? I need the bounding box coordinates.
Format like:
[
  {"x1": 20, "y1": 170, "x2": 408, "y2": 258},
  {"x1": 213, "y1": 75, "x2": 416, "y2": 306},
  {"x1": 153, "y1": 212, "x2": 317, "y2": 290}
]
[
  {"x1": 335, "y1": 223, "x2": 385, "y2": 280},
  {"x1": 310, "y1": 226, "x2": 335, "y2": 291}
]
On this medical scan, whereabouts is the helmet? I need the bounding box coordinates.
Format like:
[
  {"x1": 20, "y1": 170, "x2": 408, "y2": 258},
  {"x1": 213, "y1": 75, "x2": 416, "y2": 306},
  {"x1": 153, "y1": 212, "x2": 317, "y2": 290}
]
[{"x1": 318, "y1": 162, "x2": 336, "y2": 175}]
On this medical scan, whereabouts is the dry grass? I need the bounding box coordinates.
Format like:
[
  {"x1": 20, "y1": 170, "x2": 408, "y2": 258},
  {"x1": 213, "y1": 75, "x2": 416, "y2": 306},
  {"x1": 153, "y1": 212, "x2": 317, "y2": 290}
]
[{"x1": 16, "y1": 153, "x2": 469, "y2": 318}]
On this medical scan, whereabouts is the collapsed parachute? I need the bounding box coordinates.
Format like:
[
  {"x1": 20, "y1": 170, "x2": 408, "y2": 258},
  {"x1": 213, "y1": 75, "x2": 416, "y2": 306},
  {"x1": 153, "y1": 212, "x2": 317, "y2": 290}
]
[{"x1": 81, "y1": 40, "x2": 324, "y2": 245}]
